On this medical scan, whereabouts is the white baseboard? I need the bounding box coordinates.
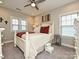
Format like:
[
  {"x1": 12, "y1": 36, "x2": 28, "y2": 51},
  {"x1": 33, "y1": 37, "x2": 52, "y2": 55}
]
[
  {"x1": 3, "y1": 40, "x2": 14, "y2": 44},
  {"x1": 61, "y1": 43, "x2": 75, "y2": 49}
]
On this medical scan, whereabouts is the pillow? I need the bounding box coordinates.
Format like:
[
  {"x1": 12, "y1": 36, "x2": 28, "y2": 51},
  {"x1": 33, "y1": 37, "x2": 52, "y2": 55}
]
[
  {"x1": 41, "y1": 23, "x2": 52, "y2": 33},
  {"x1": 40, "y1": 26, "x2": 49, "y2": 34},
  {"x1": 16, "y1": 32, "x2": 25, "y2": 38},
  {"x1": 34, "y1": 26, "x2": 40, "y2": 33},
  {"x1": 16, "y1": 32, "x2": 35, "y2": 38}
]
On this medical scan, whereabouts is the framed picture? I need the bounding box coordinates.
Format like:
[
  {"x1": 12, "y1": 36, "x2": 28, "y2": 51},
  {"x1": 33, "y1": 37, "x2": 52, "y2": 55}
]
[{"x1": 42, "y1": 14, "x2": 50, "y2": 22}]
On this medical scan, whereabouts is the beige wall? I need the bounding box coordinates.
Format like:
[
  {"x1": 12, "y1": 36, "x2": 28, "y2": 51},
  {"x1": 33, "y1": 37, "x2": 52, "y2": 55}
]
[
  {"x1": 34, "y1": 1, "x2": 79, "y2": 47},
  {"x1": 28, "y1": 16, "x2": 35, "y2": 32},
  {"x1": 50, "y1": 1, "x2": 79, "y2": 35},
  {"x1": 0, "y1": 7, "x2": 33, "y2": 43}
]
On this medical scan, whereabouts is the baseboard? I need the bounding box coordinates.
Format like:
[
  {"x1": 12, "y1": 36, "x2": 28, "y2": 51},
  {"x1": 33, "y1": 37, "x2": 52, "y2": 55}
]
[
  {"x1": 61, "y1": 43, "x2": 75, "y2": 49},
  {"x1": 3, "y1": 40, "x2": 14, "y2": 44}
]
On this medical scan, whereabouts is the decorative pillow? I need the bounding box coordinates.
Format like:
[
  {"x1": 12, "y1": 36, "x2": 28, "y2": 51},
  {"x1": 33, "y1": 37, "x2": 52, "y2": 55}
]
[
  {"x1": 40, "y1": 26, "x2": 49, "y2": 34},
  {"x1": 41, "y1": 23, "x2": 52, "y2": 33},
  {"x1": 34, "y1": 26, "x2": 40, "y2": 33},
  {"x1": 16, "y1": 32, "x2": 25, "y2": 38},
  {"x1": 16, "y1": 32, "x2": 35, "y2": 38}
]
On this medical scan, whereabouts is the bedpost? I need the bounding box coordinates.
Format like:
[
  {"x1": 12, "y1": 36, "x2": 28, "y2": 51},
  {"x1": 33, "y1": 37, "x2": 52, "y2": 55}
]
[
  {"x1": 14, "y1": 30, "x2": 16, "y2": 47},
  {"x1": 24, "y1": 32, "x2": 30, "y2": 59},
  {"x1": 24, "y1": 32, "x2": 36, "y2": 59}
]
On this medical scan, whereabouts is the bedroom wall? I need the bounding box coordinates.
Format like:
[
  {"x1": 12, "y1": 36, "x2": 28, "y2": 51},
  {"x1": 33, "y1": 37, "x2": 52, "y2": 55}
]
[
  {"x1": 0, "y1": 6, "x2": 33, "y2": 43},
  {"x1": 34, "y1": 0, "x2": 79, "y2": 47},
  {"x1": 34, "y1": 15, "x2": 54, "y2": 40}
]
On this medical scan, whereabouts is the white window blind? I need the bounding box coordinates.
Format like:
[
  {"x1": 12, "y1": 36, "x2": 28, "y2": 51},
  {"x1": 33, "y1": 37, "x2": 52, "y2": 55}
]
[
  {"x1": 11, "y1": 18, "x2": 26, "y2": 31},
  {"x1": 21, "y1": 20, "x2": 26, "y2": 30},
  {"x1": 12, "y1": 19, "x2": 18, "y2": 30},
  {"x1": 61, "y1": 13, "x2": 78, "y2": 37}
]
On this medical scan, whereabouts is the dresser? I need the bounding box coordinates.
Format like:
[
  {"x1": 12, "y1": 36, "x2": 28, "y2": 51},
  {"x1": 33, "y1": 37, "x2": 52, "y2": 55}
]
[{"x1": 0, "y1": 28, "x2": 5, "y2": 59}]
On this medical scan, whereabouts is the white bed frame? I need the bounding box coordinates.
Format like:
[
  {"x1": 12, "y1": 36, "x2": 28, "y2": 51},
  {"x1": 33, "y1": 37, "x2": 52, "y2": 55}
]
[{"x1": 14, "y1": 23, "x2": 54, "y2": 59}]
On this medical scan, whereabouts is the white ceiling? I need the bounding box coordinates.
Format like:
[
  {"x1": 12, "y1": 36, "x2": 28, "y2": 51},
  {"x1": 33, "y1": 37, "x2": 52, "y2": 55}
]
[{"x1": 0, "y1": 0, "x2": 77, "y2": 16}]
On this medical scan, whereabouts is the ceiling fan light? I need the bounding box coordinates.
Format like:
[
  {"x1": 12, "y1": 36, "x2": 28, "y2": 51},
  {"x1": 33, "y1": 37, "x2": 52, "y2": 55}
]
[
  {"x1": 0, "y1": 1, "x2": 3, "y2": 3},
  {"x1": 31, "y1": 3, "x2": 36, "y2": 7}
]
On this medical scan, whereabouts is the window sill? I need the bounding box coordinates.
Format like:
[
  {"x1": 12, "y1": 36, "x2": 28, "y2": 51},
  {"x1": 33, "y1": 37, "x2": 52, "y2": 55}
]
[{"x1": 62, "y1": 35, "x2": 75, "y2": 38}]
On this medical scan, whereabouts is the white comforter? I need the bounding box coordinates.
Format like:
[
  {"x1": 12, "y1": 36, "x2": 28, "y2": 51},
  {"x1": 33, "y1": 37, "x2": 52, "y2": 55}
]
[{"x1": 22, "y1": 33, "x2": 52, "y2": 50}]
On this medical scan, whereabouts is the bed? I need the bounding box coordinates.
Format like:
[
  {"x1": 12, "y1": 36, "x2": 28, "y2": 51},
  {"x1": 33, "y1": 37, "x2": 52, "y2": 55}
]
[{"x1": 14, "y1": 23, "x2": 54, "y2": 59}]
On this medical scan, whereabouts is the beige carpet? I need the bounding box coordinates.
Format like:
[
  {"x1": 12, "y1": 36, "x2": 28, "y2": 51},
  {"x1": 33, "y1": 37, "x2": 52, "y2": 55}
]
[{"x1": 2, "y1": 43, "x2": 75, "y2": 59}]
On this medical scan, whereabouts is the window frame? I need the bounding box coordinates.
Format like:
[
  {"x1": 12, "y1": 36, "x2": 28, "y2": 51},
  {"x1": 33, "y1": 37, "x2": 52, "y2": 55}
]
[
  {"x1": 61, "y1": 13, "x2": 78, "y2": 37},
  {"x1": 20, "y1": 20, "x2": 27, "y2": 31},
  {"x1": 12, "y1": 20, "x2": 19, "y2": 31},
  {"x1": 11, "y1": 17, "x2": 27, "y2": 31}
]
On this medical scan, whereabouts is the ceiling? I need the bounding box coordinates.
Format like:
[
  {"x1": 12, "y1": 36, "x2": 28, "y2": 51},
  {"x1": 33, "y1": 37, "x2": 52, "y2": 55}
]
[{"x1": 0, "y1": 0, "x2": 77, "y2": 16}]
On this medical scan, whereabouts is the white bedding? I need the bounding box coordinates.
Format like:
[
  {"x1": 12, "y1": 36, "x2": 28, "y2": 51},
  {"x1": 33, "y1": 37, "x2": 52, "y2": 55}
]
[{"x1": 22, "y1": 33, "x2": 52, "y2": 50}]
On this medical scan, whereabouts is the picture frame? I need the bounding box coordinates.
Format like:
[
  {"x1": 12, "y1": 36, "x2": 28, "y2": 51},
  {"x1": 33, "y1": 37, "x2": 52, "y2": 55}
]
[{"x1": 42, "y1": 14, "x2": 50, "y2": 22}]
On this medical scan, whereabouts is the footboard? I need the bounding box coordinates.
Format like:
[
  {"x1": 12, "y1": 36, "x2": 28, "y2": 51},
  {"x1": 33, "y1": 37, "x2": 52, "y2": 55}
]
[
  {"x1": 14, "y1": 31, "x2": 37, "y2": 59},
  {"x1": 16, "y1": 36, "x2": 25, "y2": 52}
]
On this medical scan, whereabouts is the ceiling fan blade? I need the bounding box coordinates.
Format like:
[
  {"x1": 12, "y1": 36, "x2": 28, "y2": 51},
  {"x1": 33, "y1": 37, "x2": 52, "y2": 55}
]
[
  {"x1": 32, "y1": 0, "x2": 36, "y2": 3},
  {"x1": 29, "y1": 0, "x2": 32, "y2": 2},
  {"x1": 35, "y1": 6, "x2": 39, "y2": 10},
  {"x1": 36, "y1": 0, "x2": 46, "y2": 4},
  {"x1": 32, "y1": 0, "x2": 35, "y2": 1},
  {"x1": 24, "y1": 4, "x2": 31, "y2": 7},
  {"x1": 30, "y1": 0, "x2": 35, "y2": 3}
]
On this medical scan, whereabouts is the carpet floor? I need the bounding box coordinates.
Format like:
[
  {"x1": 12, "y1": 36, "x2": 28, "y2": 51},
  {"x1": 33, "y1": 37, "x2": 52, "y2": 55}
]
[{"x1": 2, "y1": 43, "x2": 76, "y2": 59}]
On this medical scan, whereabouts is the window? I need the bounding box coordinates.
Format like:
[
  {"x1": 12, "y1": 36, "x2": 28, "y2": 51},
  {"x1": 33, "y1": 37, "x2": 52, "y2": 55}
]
[
  {"x1": 12, "y1": 19, "x2": 18, "y2": 30},
  {"x1": 20, "y1": 20, "x2": 26, "y2": 30},
  {"x1": 61, "y1": 13, "x2": 78, "y2": 37},
  {"x1": 11, "y1": 18, "x2": 26, "y2": 31}
]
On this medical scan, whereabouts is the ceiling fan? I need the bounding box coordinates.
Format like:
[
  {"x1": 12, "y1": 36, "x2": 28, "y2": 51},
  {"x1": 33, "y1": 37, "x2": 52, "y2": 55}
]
[{"x1": 24, "y1": 0, "x2": 46, "y2": 10}]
